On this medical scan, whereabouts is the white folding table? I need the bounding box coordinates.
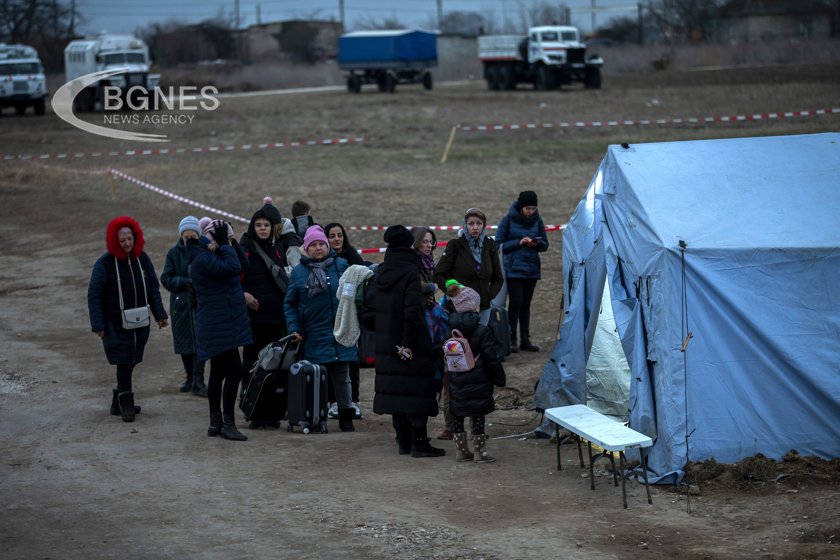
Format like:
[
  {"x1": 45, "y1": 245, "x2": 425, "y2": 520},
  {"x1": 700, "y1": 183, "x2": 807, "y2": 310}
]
[{"x1": 545, "y1": 404, "x2": 653, "y2": 508}]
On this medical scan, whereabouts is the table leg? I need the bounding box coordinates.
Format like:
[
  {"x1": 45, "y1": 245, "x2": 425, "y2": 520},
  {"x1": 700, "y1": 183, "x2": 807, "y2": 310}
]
[
  {"x1": 609, "y1": 452, "x2": 618, "y2": 487},
  {"x1": 576, "y1": 435, "x2": 584, "y2": 467},
  {"x1": 555, "y1": 424, "x2": 562, "y2": 471},
  {"x1": 619, "y1": 451, "x2": 628, "y2": 509},
  {"x1": 588, "y1": 441, "x2": 595, "y2": 491}
]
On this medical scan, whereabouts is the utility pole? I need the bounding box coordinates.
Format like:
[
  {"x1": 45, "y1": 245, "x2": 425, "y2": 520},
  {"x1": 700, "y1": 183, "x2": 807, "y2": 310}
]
[
  {"x1": 339, "y1": 0, "x2": 345, "y2": 32},
  {"x1": 591, "y1": 0, "x2": 596, "y2": 33},
  {"x1": 437, "y1": 0, "x2": 443, "y2": 30},
  {"x1": 235, "y1": 0, "x2": 241, "y2": 60},
  {"x1": 256, "y1": 4, "x2": 261, "y2": 25}
]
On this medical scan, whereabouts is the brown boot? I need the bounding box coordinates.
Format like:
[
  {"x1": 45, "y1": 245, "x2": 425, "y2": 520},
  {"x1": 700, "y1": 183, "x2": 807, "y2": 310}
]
[
  {"x1": 453, "y1": 432, "x2": 474, "y2": 462},
  {"x1": 473, "y1": 434, "x2": 496, "y2": 463}
]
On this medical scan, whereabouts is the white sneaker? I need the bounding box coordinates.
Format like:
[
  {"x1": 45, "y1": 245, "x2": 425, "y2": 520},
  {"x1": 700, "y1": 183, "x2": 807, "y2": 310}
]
[
  {"x1": 353, "y1": 402, "x2": 363, "y2": 419},
  {"x1": 328, "y1": 402, "x2": 339, "y2": 418}
]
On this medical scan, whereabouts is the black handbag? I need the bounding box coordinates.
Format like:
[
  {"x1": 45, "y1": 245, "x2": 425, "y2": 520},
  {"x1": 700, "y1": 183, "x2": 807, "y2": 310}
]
[{"x1": 252, "y1": 242, "x2": 289, "y2": 293}]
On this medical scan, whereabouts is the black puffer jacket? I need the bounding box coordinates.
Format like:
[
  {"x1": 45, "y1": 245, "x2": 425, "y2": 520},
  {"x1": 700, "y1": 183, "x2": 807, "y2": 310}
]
[
  {"x1": 372, "y1": 247, "x2": 437, "y2": 417},
  {"x1": 239, "y1": 209, "x2": 286, "y2": 327},
  {"x1": 447, "y1": 311, "x2": 506, "y2": 417}
]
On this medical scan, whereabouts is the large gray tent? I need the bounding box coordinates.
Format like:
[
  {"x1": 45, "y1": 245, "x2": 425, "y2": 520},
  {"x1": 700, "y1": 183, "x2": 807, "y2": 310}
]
[{"x1": 535, "y1": 133, "x2": 840, "y2": 481}]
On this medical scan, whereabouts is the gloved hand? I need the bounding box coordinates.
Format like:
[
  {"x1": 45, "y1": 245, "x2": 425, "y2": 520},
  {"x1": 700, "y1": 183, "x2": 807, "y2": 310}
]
[{"x1": 211, "y1": 220, "x2": 230, "y2": 245}]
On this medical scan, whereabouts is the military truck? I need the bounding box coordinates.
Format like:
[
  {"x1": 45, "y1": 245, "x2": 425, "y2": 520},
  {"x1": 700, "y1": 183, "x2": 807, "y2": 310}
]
[{"x1": 0, "y1": 43, "x2": 47, "y2": 115}]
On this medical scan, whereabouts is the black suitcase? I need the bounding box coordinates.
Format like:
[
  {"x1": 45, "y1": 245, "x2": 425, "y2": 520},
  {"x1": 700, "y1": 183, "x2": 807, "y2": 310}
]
[
  {"x1": 286, "y1": 360, "x2": 329, "y2": 434},
  {"x1": 240, "y1": 335, "x2": 298, "y2": 427},
  {"x1": 488, "y1": 305, "x2": 512, "y2": 358}
]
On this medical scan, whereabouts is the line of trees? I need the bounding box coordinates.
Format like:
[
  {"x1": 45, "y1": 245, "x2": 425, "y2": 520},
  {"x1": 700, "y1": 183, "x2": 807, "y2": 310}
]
[{"x1": 0, "y1": 0, "x2": 79, "y2": 71}]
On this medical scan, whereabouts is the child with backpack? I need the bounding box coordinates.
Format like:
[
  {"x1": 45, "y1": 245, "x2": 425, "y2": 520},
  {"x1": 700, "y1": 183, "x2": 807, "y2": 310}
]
[{"x1": 444, "y1": 282, "x2": 507, "y2": 463}]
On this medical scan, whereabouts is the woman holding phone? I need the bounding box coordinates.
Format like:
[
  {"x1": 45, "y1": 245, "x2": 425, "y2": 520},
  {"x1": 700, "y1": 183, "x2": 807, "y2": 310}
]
[{"x1": 494, "y1": 190, "x2": 548, "y2": 352}]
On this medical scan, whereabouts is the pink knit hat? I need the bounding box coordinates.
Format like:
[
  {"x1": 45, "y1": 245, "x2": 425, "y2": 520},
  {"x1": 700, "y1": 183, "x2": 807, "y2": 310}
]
[
  {"x1": 202, "y1": 218, "x2": 234, "y2": 242},
  {"x1": 303, "y1": 224, "x2": 328, "y2": 251},
  {"x1": 451, "y1": 286, "x2": 481, "y2": 313}
]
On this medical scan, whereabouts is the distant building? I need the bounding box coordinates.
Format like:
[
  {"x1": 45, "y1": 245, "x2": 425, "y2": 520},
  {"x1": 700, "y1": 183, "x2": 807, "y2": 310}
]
[
  {"x1": 245, "y1": 19, "x2": 342, "y2": 62},
  {"x1": 713, "y1": 0, "x2": 832, "y2": 42}
]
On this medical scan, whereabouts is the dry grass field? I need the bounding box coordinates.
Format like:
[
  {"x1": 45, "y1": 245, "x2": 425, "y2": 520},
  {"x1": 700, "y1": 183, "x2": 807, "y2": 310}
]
[{"x1": 1, "y1": 62, "x2": 839, "y2": 559}]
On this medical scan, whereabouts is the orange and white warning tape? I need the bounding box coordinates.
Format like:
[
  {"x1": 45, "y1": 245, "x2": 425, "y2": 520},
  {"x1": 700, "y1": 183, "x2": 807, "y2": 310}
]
[
  {"x1": 457, "y1": 107, "x2": 840, "y2": 132},
  {"x1": 2, "y1": 136, "x2": 366, "y2": 162}
]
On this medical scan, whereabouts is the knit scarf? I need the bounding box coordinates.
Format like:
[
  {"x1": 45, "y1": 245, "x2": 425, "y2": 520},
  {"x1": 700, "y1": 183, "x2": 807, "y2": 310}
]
[
  {"x1": 419, "y1": 252, "x2": 435, "y2": 279},
  {"x1": 304, "y1": 256, "x2": 335, "y2": 297}
]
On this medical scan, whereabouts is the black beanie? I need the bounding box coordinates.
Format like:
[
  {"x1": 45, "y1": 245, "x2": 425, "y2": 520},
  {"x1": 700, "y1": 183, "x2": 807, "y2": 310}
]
[
  {"x1": 383, "y1": 225, "x2": 414, "y2": 248},
  {"x1": 260, "y1": 196, "x2": 282, "y2": 225},
  {"x1": 517, "y1": 190, "x2": 538, "y2": 207}
]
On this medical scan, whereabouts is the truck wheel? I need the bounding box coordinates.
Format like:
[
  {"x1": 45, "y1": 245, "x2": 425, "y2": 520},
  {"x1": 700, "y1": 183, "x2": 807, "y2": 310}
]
[
  {"x1": 385, "y1": 73, "x2": 397, "y2": 93},
  {"x1": 347, "y1": 76, "x2": 361, "y2": 94},
  {"x1": 487, "y1": 65, "x2": 500, "y2": 91},
  {"x1": 535, "y1": 66, "x2": 556, "y2": 91},
  {"x1": 422, "y1": 72, "x2": 433, "y2": 91},
  {"x1": 585, "y1": 68, "x2": 602, "y2": 89},
  {"x1": 376, "y1": 73, "x2": 387, "y2": 92},
  {"x1": 34, "y1": 98, "x2": 46, "y2": 116},
  {"x1": 499, "y1": 64, "x2": 515, "y2": 90},
  {"x1": 15, "y1": 104, "x2": 26, "y2": 116}
]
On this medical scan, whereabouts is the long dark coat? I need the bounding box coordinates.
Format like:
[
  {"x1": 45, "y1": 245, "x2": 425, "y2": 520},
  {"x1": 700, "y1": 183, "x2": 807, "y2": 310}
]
[
  {"x1": 372, "y1": 247, "x2": 438, "y2": 417},
  {"x1": 188, "y1": 238, "x2": 253, "y2": 362},
  {"x1": 447, "y1": 311, "x2": 506, "y2": 417},
  {"x1": 494, "y1": 202, "x2": 549, "y2": 279},
  {"x1": 160, "y1": 238, "x2": 196, "y2": 355},
  {"x1": 434, "y1": 235, "x2": 504, "y2": 310},
  {"x1": 239, "y1": 209, "x2": 287, "y2": 328},
  {"x1": 88, "y1": 217, "x2": 167, "y2": 365}
]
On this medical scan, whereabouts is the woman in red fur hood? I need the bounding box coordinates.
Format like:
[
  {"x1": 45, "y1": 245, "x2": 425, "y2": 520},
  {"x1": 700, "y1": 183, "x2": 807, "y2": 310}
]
[{"x1": 88, "y1": 216, "x2": 169, "y2": 422}]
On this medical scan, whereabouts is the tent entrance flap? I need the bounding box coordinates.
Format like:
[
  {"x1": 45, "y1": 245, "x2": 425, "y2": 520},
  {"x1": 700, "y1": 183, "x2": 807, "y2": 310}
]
[{"x1": 586, "y1": 279, "x2": 631, "y2": 421}]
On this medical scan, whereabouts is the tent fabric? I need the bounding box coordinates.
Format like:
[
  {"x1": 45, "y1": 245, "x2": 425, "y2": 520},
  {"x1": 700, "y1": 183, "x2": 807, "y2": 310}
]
[{"x1": 536, "y1": 133, "x2": 840, "y2": 482}]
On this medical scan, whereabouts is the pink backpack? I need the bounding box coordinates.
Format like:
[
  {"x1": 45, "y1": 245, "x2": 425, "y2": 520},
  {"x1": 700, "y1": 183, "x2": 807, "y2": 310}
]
[{"x1": 443, "y1": 329, "x2": 481, "y2": 373}]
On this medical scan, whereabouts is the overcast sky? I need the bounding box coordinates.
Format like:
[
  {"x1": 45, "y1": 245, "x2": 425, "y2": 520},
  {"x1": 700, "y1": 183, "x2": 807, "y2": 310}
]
[{"x1": 76, "y1": 0, "x2": 638, "y2": 36}]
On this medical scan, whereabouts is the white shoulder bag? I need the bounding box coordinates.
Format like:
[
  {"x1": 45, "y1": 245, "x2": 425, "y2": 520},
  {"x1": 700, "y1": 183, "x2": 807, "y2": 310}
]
[{"x1": 116, "y1": 257, "x2": 151, "y2": 330}]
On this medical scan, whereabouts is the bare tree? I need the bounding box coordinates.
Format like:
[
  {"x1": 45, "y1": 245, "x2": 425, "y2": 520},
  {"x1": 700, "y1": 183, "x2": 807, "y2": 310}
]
[
  {"x1": 0, "y1": 0, "x2": 81, "y2": 71},
  {"x1": 349, "y1": 15, "x2": 406, "y2": 31},
  {"x1": 515, "y1": 0, "x2": 571, "y2": 32},
  {"x1": 645, "y1": 0, "x2": 721, "y2": 42},
  {"x1": 427, "y1": 10, "x2": 494, "y2": 36}
]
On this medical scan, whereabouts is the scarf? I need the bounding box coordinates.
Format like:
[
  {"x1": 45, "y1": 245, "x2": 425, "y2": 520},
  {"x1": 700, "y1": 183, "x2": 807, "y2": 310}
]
[
  {"x1": 468, "y1": 234, "x2": 484, "y2": 263},
  {"x1": 304, "y1": 256, "x2": 335, "y2": 297},
  {"x1": 419, "y1": 252, "x2": 435, "y2": 279}
]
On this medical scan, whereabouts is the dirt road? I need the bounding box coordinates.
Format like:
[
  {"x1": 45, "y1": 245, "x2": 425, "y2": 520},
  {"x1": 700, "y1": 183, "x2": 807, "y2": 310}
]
[{"x1": 1, "y1": 64, "x2": 839, "y2": 559}]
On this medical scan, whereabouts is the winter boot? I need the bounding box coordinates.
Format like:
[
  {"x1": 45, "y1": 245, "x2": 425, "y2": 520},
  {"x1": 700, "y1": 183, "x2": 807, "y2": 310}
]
[
  {"x1": 111, "y1": 388, "x2": 141, "y2": 416},
  {"x1": 207, "y1": 410, "x2": 223, "y2": 437},
  {"x1": 453, "y1": 432, "x2": 474, "y2": 462},
  {"x1": 510, "y1": 336, "x2": 518, "y2": 353},
  {"x1": 221, "y1": 413, "x2": 248, "y2": 441},
  {"x1": 410, "y1": 426, "x2": 446, "y2": 458},
  {"x1": 473, "y1": 433, "x2": 496, "y2": 463},
  {"x1": 519, "y1": 336, "x2": 539, "y2": 352},
  {"x1": 337, "y1": 407, "x2": 355, "y2": 432},
  {"x1": 393, "y1": 416, "x2": 412, "y2": 455},
  {"x1": 179, "y1": 371, "x2": 192, "y2": 392},
  {"x1": 117, "y1": 391, "x2": 136, "y2": 423},
  {"x1": 192, "y1": 371, "x2": 208, "y2": 397}
]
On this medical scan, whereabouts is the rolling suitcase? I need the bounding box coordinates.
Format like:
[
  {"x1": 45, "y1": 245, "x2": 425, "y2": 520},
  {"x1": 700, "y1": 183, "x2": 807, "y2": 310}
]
[
  {"x1": 240, "y1": 335, "x2": 298, "y2": 427},
  {"x1": 487, "y1": 305, "x2": 511, "y2": 358},
  {"x1": 286, "y1": 360, "x2": 329, "y2": 434}
]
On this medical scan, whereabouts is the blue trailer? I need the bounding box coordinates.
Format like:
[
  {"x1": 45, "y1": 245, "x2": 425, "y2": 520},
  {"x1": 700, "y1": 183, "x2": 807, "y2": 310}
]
[{"x1": 338, "y1": 30, "x2": 437, "y2": 93}]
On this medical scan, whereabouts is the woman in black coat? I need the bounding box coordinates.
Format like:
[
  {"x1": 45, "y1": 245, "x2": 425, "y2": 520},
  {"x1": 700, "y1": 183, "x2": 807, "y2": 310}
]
[
  {"x1": 88, "y1": 216, "x2": 168, "y2": 422},
  {"x1": 239, "y1": 205, "x2": 290, "y2": 424},
  {"x1": 372, "y1": 225, "x2": 445, "y2": 458},
  {"x1": 160, "y1": 215, "x2": 207, "y2": 396}
]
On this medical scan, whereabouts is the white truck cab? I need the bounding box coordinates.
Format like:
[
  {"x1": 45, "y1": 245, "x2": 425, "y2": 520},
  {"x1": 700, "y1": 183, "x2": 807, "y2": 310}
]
[
  {"x1": 0, "y1": 43, "x2": 47, "y2": 116},
  {"x1": 478, "y1": 25, "x2": 604, "y2": 91},
  {"x1": 64, "y1": 33, "x2": 160, "y2": 112}
]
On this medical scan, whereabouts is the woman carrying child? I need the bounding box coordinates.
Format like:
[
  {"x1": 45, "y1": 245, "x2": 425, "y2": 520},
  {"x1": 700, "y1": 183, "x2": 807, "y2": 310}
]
[{"x1": 445, "y1": 283, "x2": 506, "y2": 463}]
